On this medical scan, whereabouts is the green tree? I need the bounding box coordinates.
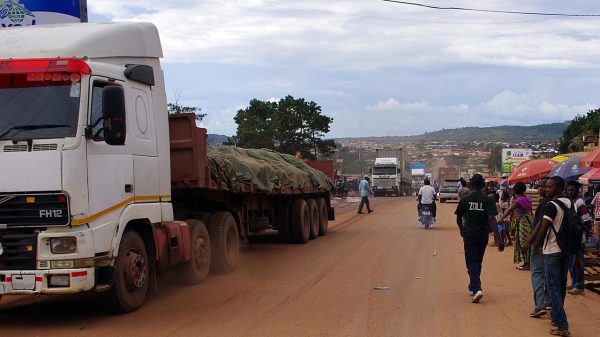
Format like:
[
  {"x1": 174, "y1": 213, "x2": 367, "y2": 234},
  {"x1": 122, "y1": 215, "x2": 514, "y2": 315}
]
[
  {"x1": 227, "y1": 99, "x2": 277, "y2": 148},
  {"x1": 558, "y1": 109, "x2": 600, "y2": 153},
  {"x1": 487, "y1": 145, "x2": 502, "y2": 173},
  {"x1": 230, "y1": 96, "x2": 336, "y2": 160},
  {"x1": 168, "y1": 92, "x2": 206, "y2": 122}
]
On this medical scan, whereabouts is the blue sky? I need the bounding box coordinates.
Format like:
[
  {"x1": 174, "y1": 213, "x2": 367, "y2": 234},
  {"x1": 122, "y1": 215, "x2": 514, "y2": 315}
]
[{"x1": 88, "y1": 1, "x2": 600, "y2": 137}]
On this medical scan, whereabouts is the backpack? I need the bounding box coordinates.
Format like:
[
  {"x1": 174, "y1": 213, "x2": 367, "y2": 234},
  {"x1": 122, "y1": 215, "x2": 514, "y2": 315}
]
[{"x1": 546, "y1": 200, "x2": 584, "y2": 255}]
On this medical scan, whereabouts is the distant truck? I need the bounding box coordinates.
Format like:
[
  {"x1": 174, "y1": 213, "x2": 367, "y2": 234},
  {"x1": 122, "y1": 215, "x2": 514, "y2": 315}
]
[
  {"x1": 0, "y1": 23, "x2": 334, "y2": 313},
  {"x1": 371, "y1": 148, "x2": 412, "y2": 196}
]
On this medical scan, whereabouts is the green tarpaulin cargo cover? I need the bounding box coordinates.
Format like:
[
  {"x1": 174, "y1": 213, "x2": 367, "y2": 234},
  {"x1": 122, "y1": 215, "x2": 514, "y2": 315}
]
[{"x1": 208, "y1": 146, "x2": 335, "y2": 194}]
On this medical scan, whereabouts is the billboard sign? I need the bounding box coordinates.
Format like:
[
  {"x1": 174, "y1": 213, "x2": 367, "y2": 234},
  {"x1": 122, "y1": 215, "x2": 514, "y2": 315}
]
[
  {"x1": 502, "y1": 148, "x2": 532, "y2": 175},
  {"x1": 0, "y1": 0, "x2": 87, "y2": 28}
]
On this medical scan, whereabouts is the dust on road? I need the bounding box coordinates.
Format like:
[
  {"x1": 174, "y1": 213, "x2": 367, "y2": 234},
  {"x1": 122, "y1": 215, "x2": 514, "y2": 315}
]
[{"x1": 1, "y1": 197, "x2": 599, "y2": 337}]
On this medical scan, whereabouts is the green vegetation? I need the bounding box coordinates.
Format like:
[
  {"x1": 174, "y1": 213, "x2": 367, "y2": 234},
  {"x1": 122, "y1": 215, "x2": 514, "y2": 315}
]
[
  {"x1": 558, "y1": 109, "x2": 599, "y2": 153},
  {"x1": 227, "y1": 96, "x2": 336, "y2": 160},
  {"x1": 336, "y1": 123, "x2": 567, "y2": 143},
  {"x1": 168, "y1": 99, "x2": 205, "y2": 122}
]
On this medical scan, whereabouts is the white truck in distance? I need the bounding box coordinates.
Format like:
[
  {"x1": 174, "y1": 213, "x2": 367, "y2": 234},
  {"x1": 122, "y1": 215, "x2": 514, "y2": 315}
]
[
  {"x1": 0, "y1": 22, "x2": 333, "y2": 313},
  {"x1": 371, "y1": 148, "x2": 412, "y2": 196}
]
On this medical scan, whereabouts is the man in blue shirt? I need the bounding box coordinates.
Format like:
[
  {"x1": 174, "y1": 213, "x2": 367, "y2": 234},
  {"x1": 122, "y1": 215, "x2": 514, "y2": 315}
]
[{"x1": 358, "y1": 176, "x2": 374, "y2": 214}]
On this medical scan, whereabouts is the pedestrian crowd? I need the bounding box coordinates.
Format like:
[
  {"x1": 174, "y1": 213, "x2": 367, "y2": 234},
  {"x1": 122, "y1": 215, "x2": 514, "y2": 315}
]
[{"x1": 455, "y1": 174, "x2": 597, "y2": 336}]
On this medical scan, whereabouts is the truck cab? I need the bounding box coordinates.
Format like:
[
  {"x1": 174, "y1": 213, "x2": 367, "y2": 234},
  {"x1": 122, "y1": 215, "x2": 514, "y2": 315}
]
[
  {"x1": 371, "y1": 157, "x2": 401, "y2": 196},
  {"x1": 0, "y1": 23, "x2": 172, "y2": 308}
]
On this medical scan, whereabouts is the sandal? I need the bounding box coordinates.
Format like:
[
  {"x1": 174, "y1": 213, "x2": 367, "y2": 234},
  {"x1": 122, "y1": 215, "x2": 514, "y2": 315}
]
[
  {"x1": 517, "y1": 265, "x2": 530, "y2": 271},
  {"x1": 549, "y1": 328, "x2": 571, "y2": 336}
]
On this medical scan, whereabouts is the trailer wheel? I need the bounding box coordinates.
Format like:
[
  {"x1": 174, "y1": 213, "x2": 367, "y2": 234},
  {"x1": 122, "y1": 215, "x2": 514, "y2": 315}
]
[
  {"x1": 101, "y1": 230, "x2": 149, "y2": 313},
  {"x1": 290, "y1": 199, "x2": 310, "y2": 243},
  {"x1": 317, "y1": 198, "x2": 328, "y2": 236},
  {"x1": 276, "y1": 203, "x2": 292, "y2": 243},
  {"x1": 207, "y1": 212, "x2": 240, "y2": 274},
  {"x1": 306, "y1": 199, "x2": 319, "y2": 240},
  {"x1": 177, "y1": 219, "x2": 211, "y2": 285}
]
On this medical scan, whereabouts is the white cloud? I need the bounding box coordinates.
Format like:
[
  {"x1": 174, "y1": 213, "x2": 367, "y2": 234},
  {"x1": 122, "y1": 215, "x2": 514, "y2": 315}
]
[
  {"x1": 342, "y1": 91, "x2": 597, "y2": 137},
  {"x1": 86, "y1": 0, "x2": 600, "y2": 137}
]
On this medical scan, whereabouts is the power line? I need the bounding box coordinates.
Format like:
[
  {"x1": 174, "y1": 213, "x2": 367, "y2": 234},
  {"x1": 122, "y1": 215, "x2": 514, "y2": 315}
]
[
  {"x1": 261, "y1": 1, "x2": 550, "y2": 25},
  {"x1": 381, "y1": 0, "x2": 600, "y2": 17}
]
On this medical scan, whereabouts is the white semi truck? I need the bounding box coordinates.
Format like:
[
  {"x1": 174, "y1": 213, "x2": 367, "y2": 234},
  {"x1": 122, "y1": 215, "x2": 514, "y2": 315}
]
[
  {"x1": 0, "y1": 23, "x2": 334, "y2": 313},
  {"x1": 371, "y1": 148, "x2": 412, "y2": 196}
]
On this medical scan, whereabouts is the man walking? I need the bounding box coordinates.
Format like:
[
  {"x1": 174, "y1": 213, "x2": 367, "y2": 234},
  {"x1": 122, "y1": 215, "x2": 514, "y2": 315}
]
[
  {"x1": 455, "y1": 174, "x2": 504, "y2": 303},
  {"x1": 358, "y1": 176, "x2": 374, "y2": 214},
  {"x1": 533, "y1": 176, "x2": 571, "y2": 336}
]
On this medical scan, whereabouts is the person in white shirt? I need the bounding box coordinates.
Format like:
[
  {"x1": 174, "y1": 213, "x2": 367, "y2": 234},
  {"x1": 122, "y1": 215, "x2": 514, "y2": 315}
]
[{"x1": 418, "y1": 178, "x2": 437, "y2": 220}]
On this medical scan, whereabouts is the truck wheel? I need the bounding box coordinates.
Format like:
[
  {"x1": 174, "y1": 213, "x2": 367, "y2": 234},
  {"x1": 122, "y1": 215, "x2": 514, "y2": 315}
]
[
  {"x1": 290, "y1": 199, "x2": 310, "y2": 244},
  {"x1": 177, "y1": 219, "x2": 211, "y2": 285},
  {"x1": 193, "y1": 212, "x2": 212, "y2": 228},
  {"x1": 101, "y1": 230, "x2": 149, "y2": 313},
  {"x1": 207, "y1": 212, "x2": 240, "y2": 274},
  {"x1": 276, "y1": 203, "x2": 292, "y2": 243},
  {"x1": 306, "y1": 199, "x2": 319, "y2": 240},
  {"x1": 317, "y1": 198, "x2": 328, "y2": 236}
]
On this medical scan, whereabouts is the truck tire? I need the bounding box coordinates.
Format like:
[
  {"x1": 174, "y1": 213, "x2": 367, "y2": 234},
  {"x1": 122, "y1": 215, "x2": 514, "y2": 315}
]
[
  {"x1": 193, "y1": 212, "x2": 212, "y2": 229},
  {"x1": 207, "y1": 212, "x2": 240, "y2": 274},
  {"x1": 306, "y1": 199, "x2": 319, "y2": 240},
  {"x1": 177, "y1": 219, "x2": 211, "y2": 285},
  {"x1": 317, "y1": 198, "x2": 328, "y2": 236},
  {"x1": 101, "y1": 230, "x2": 149, "y2": 313},
  {"x1": 290, "y1": 199, "x2": 310, "y2": 244},
  {"x1": 276, "y1": 203, "x2": 292, "y2": 243}
]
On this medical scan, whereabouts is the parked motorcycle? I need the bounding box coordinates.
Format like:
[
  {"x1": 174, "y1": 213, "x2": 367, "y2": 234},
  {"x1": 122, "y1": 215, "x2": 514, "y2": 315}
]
[{"x1": 334, "y1": 187, "x2": 348, "y2": 199}]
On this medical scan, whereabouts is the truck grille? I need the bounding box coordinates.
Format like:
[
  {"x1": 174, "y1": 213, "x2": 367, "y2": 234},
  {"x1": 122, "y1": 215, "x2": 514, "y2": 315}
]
[
  {"x1": 0, "y1": 193, "x2": 70, "y2": 228},
  {"x1": 0, "y1": 231, "x2": 37, "y2": 270},
  {"x1": 373, "y1": 178, "x2": 396, "y2": 188}
]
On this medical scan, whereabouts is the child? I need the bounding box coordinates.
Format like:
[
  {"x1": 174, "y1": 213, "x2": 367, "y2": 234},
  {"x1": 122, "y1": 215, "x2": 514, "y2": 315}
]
[{"x1": 500, "y1": 192, "x2": 513, "y2": 246}]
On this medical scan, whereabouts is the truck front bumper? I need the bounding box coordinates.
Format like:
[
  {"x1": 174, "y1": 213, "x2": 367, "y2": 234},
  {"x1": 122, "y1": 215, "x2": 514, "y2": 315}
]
[{"x1": 0, "y1": 268, "x2": 95, "y2": 295}]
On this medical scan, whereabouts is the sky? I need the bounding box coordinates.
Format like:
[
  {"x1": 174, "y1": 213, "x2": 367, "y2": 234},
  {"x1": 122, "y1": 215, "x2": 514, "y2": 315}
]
[{"x1": 87, "y1": 0, "x2": 600, "y2": 138}]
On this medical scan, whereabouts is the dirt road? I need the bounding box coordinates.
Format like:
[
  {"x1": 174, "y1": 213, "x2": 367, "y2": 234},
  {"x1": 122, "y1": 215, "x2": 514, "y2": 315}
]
[{"x1": 1, "y1": 197, "x2": 600, "y2": 337}]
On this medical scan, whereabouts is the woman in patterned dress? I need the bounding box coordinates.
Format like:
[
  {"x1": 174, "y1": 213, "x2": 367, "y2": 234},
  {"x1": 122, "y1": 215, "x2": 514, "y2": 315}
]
[{"x1": 499, "y1": 182, "x2": 533, "y2": 270}]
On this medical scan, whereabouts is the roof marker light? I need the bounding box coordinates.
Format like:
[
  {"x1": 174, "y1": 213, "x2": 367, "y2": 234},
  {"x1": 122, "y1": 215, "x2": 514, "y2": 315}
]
[{"x1": 0, "y1": 58, "x2": 91, "y2": 75}]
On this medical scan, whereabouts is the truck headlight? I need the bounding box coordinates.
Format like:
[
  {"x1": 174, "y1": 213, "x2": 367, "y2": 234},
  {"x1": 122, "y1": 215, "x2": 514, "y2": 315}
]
[{"x1": 50, "y1": 237, "x2": 77, "y2": 254}]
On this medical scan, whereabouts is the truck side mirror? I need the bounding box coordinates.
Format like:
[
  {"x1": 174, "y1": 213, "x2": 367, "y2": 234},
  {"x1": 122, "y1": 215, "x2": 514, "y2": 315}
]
[{"x1": 102, "y1": 85, "x2": 126, "y2": 146}]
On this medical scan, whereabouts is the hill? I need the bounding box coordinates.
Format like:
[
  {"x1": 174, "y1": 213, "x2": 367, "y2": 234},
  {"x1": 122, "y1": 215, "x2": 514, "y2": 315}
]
[
  {"x1": 335, "y1": 122, "x2": 567, "y2": 143},
  {"x1": 208, "y1": 134, "x2": 229, "y2": 145}
]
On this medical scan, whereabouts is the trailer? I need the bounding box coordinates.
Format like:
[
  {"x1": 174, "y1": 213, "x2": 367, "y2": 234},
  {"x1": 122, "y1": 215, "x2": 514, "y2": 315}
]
[{"x1": 0, "y1": 22, "x2": 334, "y2": 313}]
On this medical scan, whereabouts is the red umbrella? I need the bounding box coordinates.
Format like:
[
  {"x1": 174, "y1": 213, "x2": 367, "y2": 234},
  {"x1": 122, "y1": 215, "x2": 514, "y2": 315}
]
[
  {"x1": 579, "y1": 168, "x2": 600, "y2": 184},
  {"x1": 579, "y1": 146, "x2": 600, "y2": 168},
  {"x1": 507, "y1": 159, "x2": 558, "y2": 184}
]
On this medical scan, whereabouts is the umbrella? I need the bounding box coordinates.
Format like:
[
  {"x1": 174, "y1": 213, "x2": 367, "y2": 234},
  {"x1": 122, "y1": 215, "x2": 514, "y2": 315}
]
[
  {"x1": 507, "y1": 159, "x2": 558, "y2": 184},
  {"x1": 579, "y1": 168, "x2": 600, "y2": 185},
  {"x1": 579, "y1": 146, "x2": 600, "y2": 168},
  {"x1": 549, "y1": 156, "x2": 590, "y2": 182},
  {"x1": 551, "y1": 155, "x2": 570, "y2": 163}
]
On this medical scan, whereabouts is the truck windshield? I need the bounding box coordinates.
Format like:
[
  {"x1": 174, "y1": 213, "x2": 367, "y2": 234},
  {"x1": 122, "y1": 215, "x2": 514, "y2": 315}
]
[
  {"x1": 0, "y1": 73, "x2": 80, "y2": 140},
  {"x1": 373, "y1": 166, "x2": 397, "y2": 175}
]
